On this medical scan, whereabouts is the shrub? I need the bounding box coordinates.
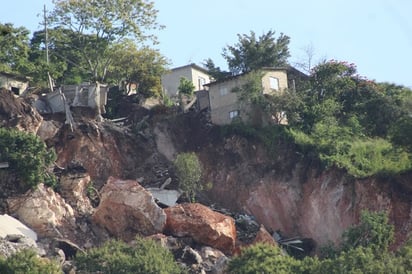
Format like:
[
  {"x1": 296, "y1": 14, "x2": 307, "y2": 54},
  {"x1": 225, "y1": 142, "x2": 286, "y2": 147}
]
[
  {"x1": 0, "y1": 249, "x2": 61, "y2": 274},
  {"x1": 173, "y1": 152, "x2": 202, "y2": 202},
  {"x1": 227, "y1": 243, "x2": 301, "y2": 274},
  {"x1": 0, "y1": 128, "x2": 56, "y2": 189},
  {"x1": 341, "y1": 210, "x2": 394, "y2": 251},
  {"x1": 75, "y1": 238, "x2": 185, "y2": 274}
]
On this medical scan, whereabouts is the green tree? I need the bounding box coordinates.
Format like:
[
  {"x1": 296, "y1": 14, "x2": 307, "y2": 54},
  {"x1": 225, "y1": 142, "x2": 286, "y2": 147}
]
[
  {"x1": 0, "y1": 249, "x2": 61, "y2": 274},
  {"x1": 173, "y1": 152, "x2": 202, "y2": 202},
  {"x1": 47, "y1": 0, "x2": 162, "y2": 82},
  {"x1": 74, "y1": 238, "x2": 184, "y2": 274},
  {"x1": 0, "y1": 23, "x2": 32, "y2": 74},
  {"x1": 108, "y1": 40, "x2": 169, "y2": 97},
  {"x1": 177, "y1": 77, "x2": 195, "y2": 96},
  {"x1": 223, "y1": 30, "x2": 290, "y2": 75},
  {"x1": 202, "y1": 58, "x2": 231, "y2": 81},
  {"x1": 0, "y1": 128, "x2": 56, "y2": 189}
]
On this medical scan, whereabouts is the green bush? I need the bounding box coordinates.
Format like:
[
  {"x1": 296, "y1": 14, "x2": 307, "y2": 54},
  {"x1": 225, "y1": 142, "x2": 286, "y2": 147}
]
[
  {"x1": 75, "y1": 238, "x2": 185, "y2": 274},
  {"x1": 0, "y1": 128, "x2": 56, "y2": 189},
  {"x1": 227, "y1": 243, "x2": 301, "y2": 274},
  {"x1": 341, "y1": 210, "x2": 394, "y2": 251},
  {"x1": 0, "y1": 249, "x2": 62, "y2": 274},
  {"x1": 173, "y1": 152, "x2": 203, "y2": 202},
  {"x1": 289, "y1": 125, "x2": 412, "y2": 178}
]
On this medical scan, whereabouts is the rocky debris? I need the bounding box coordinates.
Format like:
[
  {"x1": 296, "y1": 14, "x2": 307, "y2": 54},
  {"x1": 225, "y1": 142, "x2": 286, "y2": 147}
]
[
  {"x1": 92, "y1": 177, "x2": 166, "y2": 241},
  {"x1": 59, "y1": 171, "x2": 94, "y2": 216},
  {"x1": 0, "y1": 88, "x2": 43, "y2": 133},
  {"x1": 164, "y1": 203, "x2": 236, "y2": 255},
  {"x1": 7, "y1": 184, "x2": 76, "y2": 238},
  {"x1": 36, "y1": 119, "x2": 62, "y2": 143},
  {"x1": 0, "y1": 214, "x2": 43, "y2": 258},
  {"x1": 252, "y1": 225, "x2": 277, "y2": 246},
  {"x1": 148, "y1": 234, "x2": 228, "y2": 274},
  {"x1": 146, "y1": 187, "x2": 182, "y2": 207}
]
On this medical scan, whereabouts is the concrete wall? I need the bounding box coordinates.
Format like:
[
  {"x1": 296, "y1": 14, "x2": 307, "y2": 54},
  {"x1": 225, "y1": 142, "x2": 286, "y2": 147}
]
[
  {"x1": 161, "y1": 65, "x2": 211, "y2": 97},
  {"x1": 0, "y1": 74, "x2": 29, "y2": 95}
]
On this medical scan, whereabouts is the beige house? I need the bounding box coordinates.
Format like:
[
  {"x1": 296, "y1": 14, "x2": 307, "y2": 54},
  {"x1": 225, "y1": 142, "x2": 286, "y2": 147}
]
[
  {"x1": 206, "y1": 67, "x2": 307, "y2": 125},
  {"x1": 0, "y1": 72, "x2": 30, "y2": 95},
  {"x1": 161, "y1": 63, "x2": 212, "y2": 98}
]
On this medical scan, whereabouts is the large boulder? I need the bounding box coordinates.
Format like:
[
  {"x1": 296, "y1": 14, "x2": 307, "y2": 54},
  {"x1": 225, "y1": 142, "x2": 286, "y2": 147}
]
[
  {"x1": 92, "y1": 177, "x2": 166, "y2": 241},
  {"x1": 7, "y1": 184, "x2": 76, "y2": 238},
  {"x1": 164, "y1": 203, "x2": 236, "y2": 254}
]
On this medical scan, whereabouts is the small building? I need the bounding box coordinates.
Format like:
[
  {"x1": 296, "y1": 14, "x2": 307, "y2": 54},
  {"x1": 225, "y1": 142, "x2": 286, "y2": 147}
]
[
  {"x1": 206, "y1": 66, "x2": 307, "y2": 126},
  {"x1": 161, "y1": 63, "x2": 212, "y2": 98},
  {"x1": 0, "y1": 72, "x2": 30, "y2": 95}
]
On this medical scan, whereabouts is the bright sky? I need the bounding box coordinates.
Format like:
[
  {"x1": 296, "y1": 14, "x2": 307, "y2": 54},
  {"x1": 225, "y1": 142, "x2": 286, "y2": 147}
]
[{"x1": 2, "y1": 0, "x2": 412, "y2": 87}]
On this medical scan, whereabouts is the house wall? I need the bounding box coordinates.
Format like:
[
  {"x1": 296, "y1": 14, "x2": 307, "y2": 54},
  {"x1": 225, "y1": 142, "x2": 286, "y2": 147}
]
[
  {"x1": 209, "y1": 70, "x2": 289, "y2": 125},
  {"x1": 161, "y1": 65, "x2": 211, "y2": 97},
  {"x1": 0, "y1": 74, "x2": 29, "y2": 95},
  {"x1": 261, "y1": 70, "x2": 289, "y2": 94},
  {"x1": 209, "y1": 77, "x2": 245, "y2": 125}
]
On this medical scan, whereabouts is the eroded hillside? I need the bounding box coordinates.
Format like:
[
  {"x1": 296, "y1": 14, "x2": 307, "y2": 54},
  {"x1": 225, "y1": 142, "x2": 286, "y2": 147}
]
[{"x1": 1, "y1": 88, "x2": 411, "y2": 254}]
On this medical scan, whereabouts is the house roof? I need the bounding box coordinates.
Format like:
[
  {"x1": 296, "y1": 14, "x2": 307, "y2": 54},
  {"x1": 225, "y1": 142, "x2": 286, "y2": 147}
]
[
  {"x1": 0, "y1": 71, "x2": 31, "y2": 82},
  {"x1": 204, "y1": 66, "x2": 308, "y2": 87},
  {"x1": 168, "y1": 63, "x2": 210, "y2": 75}
]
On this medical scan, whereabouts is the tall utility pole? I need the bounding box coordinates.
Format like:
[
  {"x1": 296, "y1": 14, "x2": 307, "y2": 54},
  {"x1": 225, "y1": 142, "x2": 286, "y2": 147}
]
[{"x1": 44, "y1": 4, "x2": 49, "y2": 65}]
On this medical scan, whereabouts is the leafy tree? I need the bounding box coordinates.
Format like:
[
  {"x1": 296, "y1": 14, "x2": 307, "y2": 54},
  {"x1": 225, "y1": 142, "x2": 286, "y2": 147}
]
[
  {"x1": 47, "y1": 0, "x2": 163, "y2": 82},
  {"x1": 108, "y1": 40, "x2": 169, "y2": 97},
  {"x1": 29, "y1": 28, "x2": 91, "y2": 86},
  {"x1": 223, "y1": 30, "x2": 290, "y2": 75},
  {"x1": 0, "y1": 249, "x2": 61, "y2": 274},
  {"x1": 202, "y1": 58, "x2": 231, "y2": 81},
  {"x1": 0, "y1": 23, "x2": 32, "y2": 74},
  {"x1": 177, "y1": 77, "x2": 195, "y2": 96},
  {"x1": 0, "y1": 128, "x2": 56, "y2": 189},
  {"x1": 74, "y1": 238, "x2": 184, "y2": 274},
  {"x1": 173, "y1": 152, "x2": 202, "y2": 202}
]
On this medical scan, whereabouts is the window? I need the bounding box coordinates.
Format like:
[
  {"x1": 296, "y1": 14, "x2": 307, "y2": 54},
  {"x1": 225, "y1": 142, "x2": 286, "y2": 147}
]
[
  {"x1": 220, "y1": 87, "x2": 228, "y2": 96},
  {"x1": 269, "y1": 77, "x2": 279, "y2": 90},
  {"x1": 229, "y1": 110, "x2": 239, "y2": 119},
  {"x1": 198, "y1": 77, "x2": 206, "y2": 90}
]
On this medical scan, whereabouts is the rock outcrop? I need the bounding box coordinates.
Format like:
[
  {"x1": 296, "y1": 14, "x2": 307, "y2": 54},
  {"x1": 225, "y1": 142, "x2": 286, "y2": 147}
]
[
  {"x1": 92, "y1": 177, "x2": 166, "y2": 241},
  {"x1": 164, "y1": 203, "x2": 236, "y2": 255},
  {"x1": 252, "y1": 225, "x2": 277, "y2": 246},
  {"x1": 7, "y1": 184, "x2": 76, "y2": 238},
  {"x1": 59, "y1": 171, "x2": 93, "y2": 216}
]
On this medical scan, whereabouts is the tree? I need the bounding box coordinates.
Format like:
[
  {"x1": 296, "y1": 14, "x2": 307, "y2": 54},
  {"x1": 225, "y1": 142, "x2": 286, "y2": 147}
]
[
  {"x1": 0, "y1": 23, "x2": 32, "y2": 74},
  {"x1": 173, "y1": 152, "x2": 202, "y2": 202},
  {"x1": 202, "y1": 58, "x2": 231, "y2": 81},
  {"x1": 74, "y1": 238, "x2": 184, "y2": 274},
  {"x1": 223, "y1": 30, "x2": 290, "y2": 75},
  {"x1": 177, "y1": 77, "x2": 195, "y2": 96},
  {"x1": 108, "y1": 39, "x2": 169, "y2": 97},
  {"x1": 47, "y1": 0, "x2": 163, "y2": 82}
]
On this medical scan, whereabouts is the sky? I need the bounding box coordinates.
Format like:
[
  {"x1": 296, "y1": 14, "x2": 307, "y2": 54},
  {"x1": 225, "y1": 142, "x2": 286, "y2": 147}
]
[{"x1": 2, "y1": 0, "x2": 412, "y2": 87}]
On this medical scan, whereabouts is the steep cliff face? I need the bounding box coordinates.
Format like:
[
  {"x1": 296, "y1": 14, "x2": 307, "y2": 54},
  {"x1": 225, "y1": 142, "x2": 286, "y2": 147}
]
[
  {"x1": 198, "y1": 135, "x2": 412, "y2": 250},
  {"x1": 52, "y1": 111, "x2": 412, "y2": 250}
]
